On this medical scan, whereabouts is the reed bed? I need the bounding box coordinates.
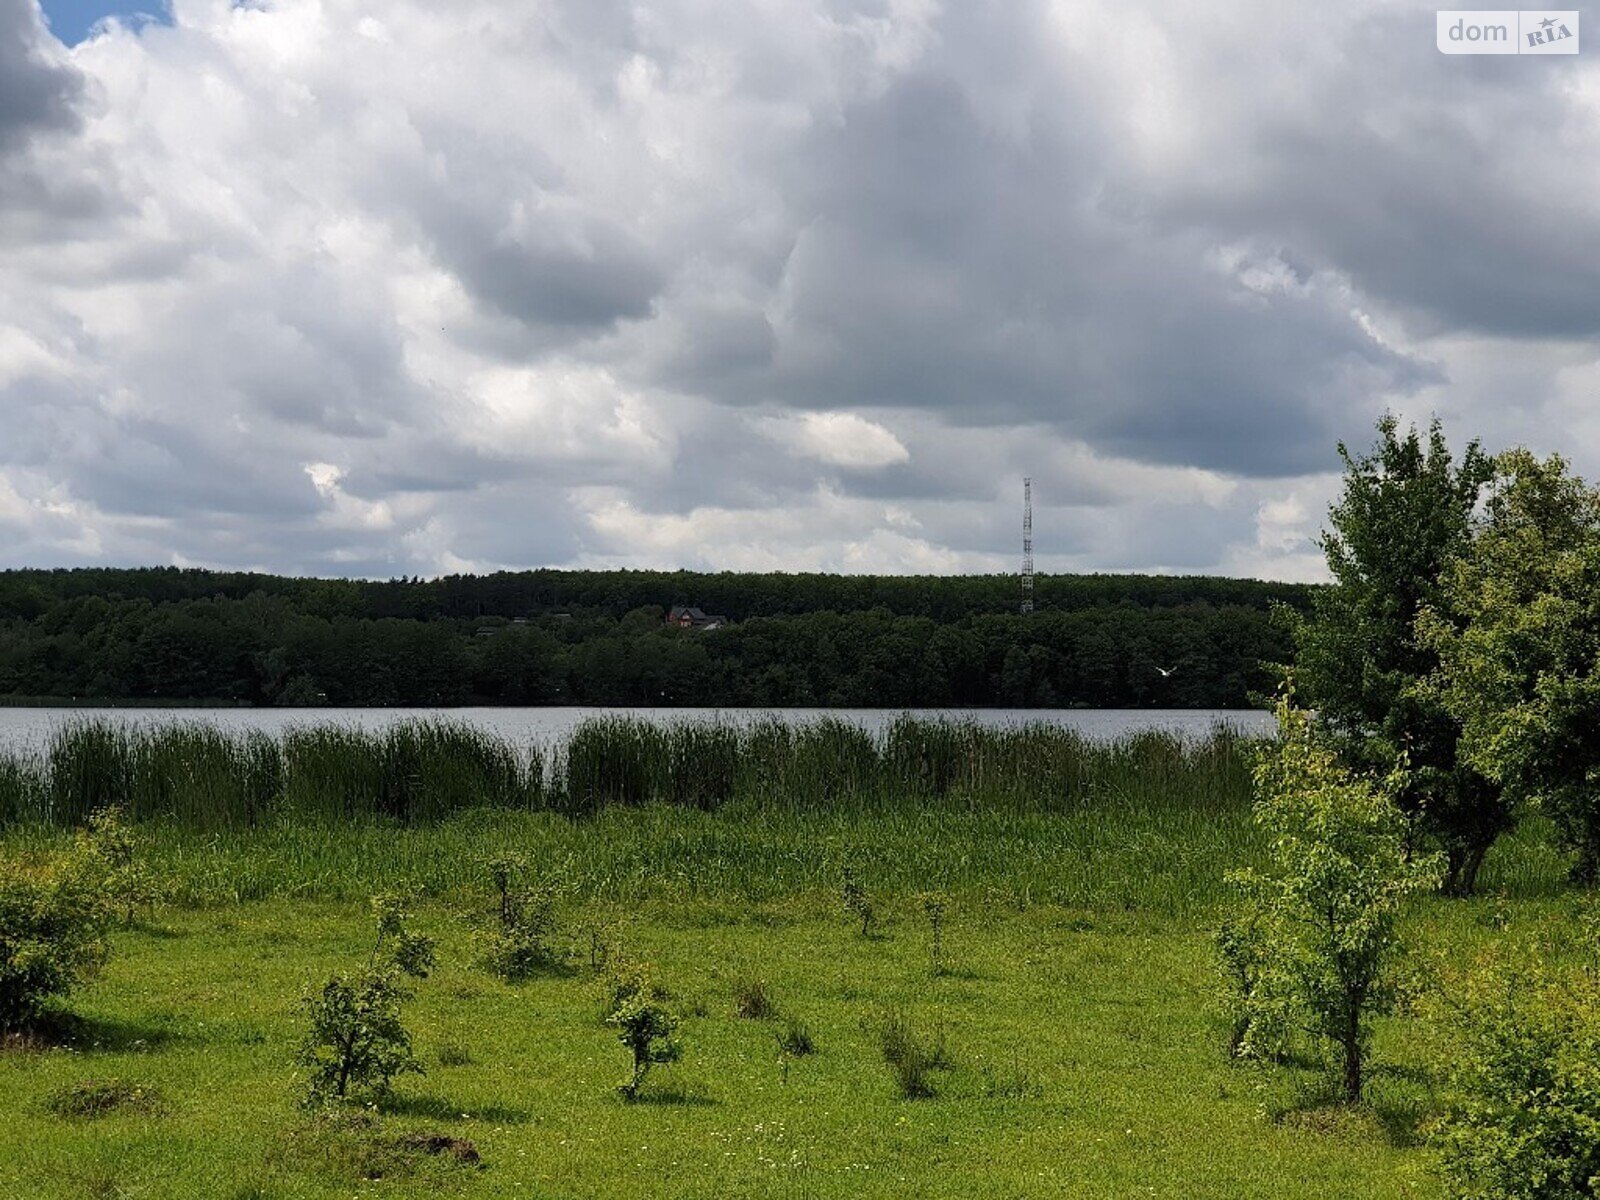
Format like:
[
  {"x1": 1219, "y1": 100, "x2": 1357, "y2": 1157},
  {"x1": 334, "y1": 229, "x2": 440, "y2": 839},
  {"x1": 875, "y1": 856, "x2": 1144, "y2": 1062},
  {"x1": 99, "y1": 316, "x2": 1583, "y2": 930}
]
[
  {"x1": 0, "y1": 714, "x2": 1257, "y2": 830},
  {"x1": 1, "y1": 715, "x2": 1567, "y2": 912}
]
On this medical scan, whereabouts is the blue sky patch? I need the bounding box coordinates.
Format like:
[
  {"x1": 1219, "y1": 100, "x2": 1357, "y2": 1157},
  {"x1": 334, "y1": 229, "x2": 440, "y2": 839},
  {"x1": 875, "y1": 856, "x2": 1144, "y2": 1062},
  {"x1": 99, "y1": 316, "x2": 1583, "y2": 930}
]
[{"x1": 40, "y1": 0, "x2": 169, "y2": 45}]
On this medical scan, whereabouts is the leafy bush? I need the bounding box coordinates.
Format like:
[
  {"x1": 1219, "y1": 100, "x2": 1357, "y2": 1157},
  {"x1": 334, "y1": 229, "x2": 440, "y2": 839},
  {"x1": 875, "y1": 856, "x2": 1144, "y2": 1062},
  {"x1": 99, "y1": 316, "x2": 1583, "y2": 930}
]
[
  {"x1": 1430, "y1": 936, "x2": 1600, "y2": 1200},
  {"x1": 0, "y1": 842, "x2": 113, "y2": 1031},
  {"x1": 605, "y1": 963, "x2": 680, "y2": 1102},
  {"x1": 1222, "y1": 697, "x2": 1439, "y2": 1103},
  {"x1": 1215, "y1": 909, "x2": 1285, "y2": 1061},
  {"x1": 298, "y1": 894, "x2": 435, "y2": 1106},
  {"x1": 77, "y1": 806, "x2": 159, "y2": 924},
  {"x1": 479, "y1": 854, "x2": 563, "y2": 980}
]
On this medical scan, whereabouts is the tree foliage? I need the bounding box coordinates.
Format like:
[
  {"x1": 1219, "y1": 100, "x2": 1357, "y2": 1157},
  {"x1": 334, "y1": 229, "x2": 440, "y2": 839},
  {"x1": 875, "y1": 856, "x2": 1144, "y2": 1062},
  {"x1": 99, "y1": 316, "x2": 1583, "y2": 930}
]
[
  {"x1": 298, "y1": 894, "x2": 436, "y2": 1106},
  {"x1": 1421, "y1": 450, "x2": 1600, "y2": 883},
  {"x1": 0, "y1": 568, "x2": 1304, "y2": 708},
  {"x1": 1291, "y1": 414, "x2": 1501, "y2": 894},
  {"x1": 1224, "y1": 698, "x2": 1440, "y2": 1103}
]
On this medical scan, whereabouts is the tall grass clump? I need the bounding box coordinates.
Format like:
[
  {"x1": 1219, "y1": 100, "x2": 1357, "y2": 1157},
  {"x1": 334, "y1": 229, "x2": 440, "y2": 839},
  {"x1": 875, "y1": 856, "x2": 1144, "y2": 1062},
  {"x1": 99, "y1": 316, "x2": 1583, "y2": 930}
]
[
  {"x1": 282, "y1": 722, "x2": 537, "y2": 822},
  {"x1": 281, "y1": 726, "x2": 385, "y2": 821},
  {"x1": 664, "y1": 723, "x2": 740, "y2": 811},
  {"x1": 883, "y1": 716, "x2": 969, "y2": 797},
  {"x1": 131, "y1": 724, "x2": 263, "y2": 828},
  {"x1": 740, "y1": 718, "x2": 880, "y2": 807},
  {"x1": 0, "y1": 755, "x2": 47, "y2": 825},
  {"x1": 48, "y1": 722, "x2": 135, "y2": 826},
  {"x1": 562, "y1": 719, "x2": 664, "y2": 813},
  {"x1": 378, "y1": 721, "x2": 535, "y2": 821}
]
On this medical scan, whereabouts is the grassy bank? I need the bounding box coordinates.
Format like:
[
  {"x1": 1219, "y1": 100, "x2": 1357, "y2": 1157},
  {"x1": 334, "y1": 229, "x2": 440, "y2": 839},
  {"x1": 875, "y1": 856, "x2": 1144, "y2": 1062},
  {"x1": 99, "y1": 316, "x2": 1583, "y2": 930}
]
[
  {"x1": 0, "y1": 895, "x2": 1520, "y2": 1200},
  {"x1": 0, "y1": 722, "x2": 1578, "y2": 1199}
]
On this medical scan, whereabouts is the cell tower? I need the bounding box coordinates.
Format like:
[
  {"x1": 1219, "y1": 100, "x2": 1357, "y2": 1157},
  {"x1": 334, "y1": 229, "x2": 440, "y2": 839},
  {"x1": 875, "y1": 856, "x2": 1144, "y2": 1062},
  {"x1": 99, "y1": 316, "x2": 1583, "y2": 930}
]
[{"x1": 1021, "y1": 477, "x2": 1034, "y2": 615}]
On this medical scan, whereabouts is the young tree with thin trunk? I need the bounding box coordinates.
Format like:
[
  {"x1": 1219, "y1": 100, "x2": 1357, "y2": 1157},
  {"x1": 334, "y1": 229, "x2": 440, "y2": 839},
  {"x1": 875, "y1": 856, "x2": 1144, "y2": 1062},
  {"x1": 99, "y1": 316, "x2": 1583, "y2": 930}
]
[{"x1": 1224, "y1": 698, "x2": 1440, "y2": 1104}]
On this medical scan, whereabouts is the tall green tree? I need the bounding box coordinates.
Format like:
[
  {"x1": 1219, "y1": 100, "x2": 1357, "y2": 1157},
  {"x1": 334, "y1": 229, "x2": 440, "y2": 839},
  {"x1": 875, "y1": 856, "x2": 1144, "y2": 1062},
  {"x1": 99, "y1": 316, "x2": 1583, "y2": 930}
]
[
  {"x1": 1292, "y1": 415, "x2": 1500, "y2": 894},
  {"x1": 1420, "y1": 450, "x2": 1600, "y2": 883}
]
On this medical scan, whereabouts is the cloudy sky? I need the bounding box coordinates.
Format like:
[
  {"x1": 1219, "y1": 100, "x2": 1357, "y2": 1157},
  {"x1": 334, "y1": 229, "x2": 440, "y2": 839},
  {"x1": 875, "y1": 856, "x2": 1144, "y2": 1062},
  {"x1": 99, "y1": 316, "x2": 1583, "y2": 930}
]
[{"x1": 2, "y1": 0, "x2": 1597, "y2": 581}]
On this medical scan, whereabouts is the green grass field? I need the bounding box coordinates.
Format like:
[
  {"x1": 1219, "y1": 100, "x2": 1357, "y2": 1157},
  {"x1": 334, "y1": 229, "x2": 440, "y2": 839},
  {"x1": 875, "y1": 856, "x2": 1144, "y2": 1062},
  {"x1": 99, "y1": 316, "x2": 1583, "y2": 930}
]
[{"x1": 0, "y1": 798, "x2": 1577, "y2": 1200}]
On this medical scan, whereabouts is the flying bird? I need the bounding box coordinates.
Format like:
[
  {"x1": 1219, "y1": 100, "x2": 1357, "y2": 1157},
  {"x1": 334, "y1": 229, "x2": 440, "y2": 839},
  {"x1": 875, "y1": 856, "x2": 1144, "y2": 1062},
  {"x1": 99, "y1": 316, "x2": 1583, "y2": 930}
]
[{"x1": 1154, "y1": 666, "x2": 1177, "y2": 677}]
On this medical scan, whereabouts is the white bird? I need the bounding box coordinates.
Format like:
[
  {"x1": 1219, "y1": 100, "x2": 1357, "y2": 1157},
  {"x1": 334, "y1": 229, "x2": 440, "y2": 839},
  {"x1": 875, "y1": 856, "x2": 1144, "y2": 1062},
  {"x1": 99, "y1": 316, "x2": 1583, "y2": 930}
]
[{"x1": 1154, "y1": 665, "x2": 1176, "y2": 677}]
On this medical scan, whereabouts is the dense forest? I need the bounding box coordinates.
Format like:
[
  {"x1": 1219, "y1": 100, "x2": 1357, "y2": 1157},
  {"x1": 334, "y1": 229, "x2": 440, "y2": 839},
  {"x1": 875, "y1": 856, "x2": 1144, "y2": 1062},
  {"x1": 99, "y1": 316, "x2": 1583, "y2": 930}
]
[{"x1": 0, "y1": 568, "x2": 1313, "y2": 707}]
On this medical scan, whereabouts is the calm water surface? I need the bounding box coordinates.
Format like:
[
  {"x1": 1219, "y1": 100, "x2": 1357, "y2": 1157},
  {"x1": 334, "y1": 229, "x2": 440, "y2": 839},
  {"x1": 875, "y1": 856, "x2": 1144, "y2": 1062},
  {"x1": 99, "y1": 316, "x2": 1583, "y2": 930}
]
[{"x1": 0, "y1": 707, "x2": 1273, "y2": 754}]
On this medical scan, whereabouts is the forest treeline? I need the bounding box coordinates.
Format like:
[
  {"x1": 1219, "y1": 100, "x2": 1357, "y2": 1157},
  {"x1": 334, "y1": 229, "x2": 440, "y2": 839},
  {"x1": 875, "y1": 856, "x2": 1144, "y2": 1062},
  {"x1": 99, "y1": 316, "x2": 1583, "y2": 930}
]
[{"x1": 0, "y1": 568, "x2": 1310, "y2": 707}]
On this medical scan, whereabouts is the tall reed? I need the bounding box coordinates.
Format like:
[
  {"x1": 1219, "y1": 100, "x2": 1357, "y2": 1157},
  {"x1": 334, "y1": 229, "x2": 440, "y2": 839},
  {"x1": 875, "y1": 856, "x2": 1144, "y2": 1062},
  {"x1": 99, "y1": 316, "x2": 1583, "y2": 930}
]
[{"x1": 0, "y1": 714, "x2": 1261, "y2": 831}]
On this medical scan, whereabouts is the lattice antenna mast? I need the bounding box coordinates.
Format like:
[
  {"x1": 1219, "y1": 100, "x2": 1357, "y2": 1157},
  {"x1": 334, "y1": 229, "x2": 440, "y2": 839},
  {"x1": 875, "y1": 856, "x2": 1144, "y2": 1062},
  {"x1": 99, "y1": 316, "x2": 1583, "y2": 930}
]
[{"x1": 1021, "y1": 477, "x2": 1034, "y2": 615}]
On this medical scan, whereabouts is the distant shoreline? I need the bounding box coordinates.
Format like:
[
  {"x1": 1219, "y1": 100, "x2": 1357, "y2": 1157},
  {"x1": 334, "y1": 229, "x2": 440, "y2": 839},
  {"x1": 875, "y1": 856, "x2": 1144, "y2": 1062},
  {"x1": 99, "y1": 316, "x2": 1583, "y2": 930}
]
[{"x1": 0, "y1": 697, "x2": 1269, "y2": 712}]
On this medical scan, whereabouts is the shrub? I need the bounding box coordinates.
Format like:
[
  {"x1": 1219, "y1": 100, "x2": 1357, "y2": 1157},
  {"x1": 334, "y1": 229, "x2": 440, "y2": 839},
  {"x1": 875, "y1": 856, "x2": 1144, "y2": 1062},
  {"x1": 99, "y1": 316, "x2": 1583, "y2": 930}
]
[
  {"x1": 607, "y1": 972, "x2": 680, "y2": 1101},
  {"x1": 0, "y1": 843, "x2": 113, "y2": 1031},
  {"x1": 298, "y1": 895, "x2": 435, "y2": 1106},
  {"x1": 1215, "y1": 909, "x2": 1285, "y2": 1061},
  {"x1": 1223, "y1": 697, "x2": 1440, "y2": 1103},
  {"x1": 841, "y1": 866, "x2": 874, "y2": 938},
  {"x1": 1429, "y1": 943, "x2": 1600, "y2": 1200},
  {"x1": 479, "y1": 855, "x2": 562, "y2": 980},
  {"x1": 77, "y1": 806, "x2": 159, "y2": 925}
]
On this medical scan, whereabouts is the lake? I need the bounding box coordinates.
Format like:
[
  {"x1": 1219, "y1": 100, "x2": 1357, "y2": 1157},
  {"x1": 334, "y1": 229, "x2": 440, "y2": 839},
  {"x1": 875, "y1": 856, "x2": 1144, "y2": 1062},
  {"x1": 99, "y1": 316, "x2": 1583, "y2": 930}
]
[{"x1": 0, "y1": 706, "x2": 1274, "y2": 754}]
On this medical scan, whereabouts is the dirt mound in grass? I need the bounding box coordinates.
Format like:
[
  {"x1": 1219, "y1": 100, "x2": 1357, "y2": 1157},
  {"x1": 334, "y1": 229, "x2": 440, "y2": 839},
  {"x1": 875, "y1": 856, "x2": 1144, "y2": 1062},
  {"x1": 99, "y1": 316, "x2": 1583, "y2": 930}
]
[{"x1": 397, "y1": 1131, "x2": 481, "y2": 1165}]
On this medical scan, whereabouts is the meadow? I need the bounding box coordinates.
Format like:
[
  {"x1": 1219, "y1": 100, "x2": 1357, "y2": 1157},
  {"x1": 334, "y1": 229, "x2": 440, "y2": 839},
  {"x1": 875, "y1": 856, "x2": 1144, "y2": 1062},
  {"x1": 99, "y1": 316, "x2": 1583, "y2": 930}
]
[{"x1": 0, "y1": 719, "x2": 1575, "y2": 1198}]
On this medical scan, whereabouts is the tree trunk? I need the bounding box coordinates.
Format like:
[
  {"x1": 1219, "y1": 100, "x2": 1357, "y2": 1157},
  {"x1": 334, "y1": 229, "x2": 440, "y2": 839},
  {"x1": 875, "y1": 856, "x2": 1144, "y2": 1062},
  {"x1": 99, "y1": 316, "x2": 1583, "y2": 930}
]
[
  {"x1": 1340, "y1": 1031, "x2": 1362, "y2": 1105},
  {"x1": 1228, "y1": 1016, "x2": 1249, "y2": 1059},
  {"x1": 1457, "y1": 841, "x2": 1489, "y2": 897}
]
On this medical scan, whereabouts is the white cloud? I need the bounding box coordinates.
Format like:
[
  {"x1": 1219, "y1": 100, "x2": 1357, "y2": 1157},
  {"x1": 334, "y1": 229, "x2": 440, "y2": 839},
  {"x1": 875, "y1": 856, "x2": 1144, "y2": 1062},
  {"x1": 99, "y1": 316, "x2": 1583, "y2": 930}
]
[
  {"x1": 0, "y1": 0, "x2": 1594, "y2": 580},
  {"x1": 756, "y1": 411, "x2": 910, "y2": 469}
]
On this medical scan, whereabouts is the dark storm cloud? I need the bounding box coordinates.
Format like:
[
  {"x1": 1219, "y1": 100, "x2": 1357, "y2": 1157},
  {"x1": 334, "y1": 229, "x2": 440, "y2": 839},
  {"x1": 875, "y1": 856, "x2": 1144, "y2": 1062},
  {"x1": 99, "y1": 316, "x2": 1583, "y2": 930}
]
[
  {"x1": 444, "y1": 222, "x2": 665, "y2": 329},
  {"x1": 648, "y1": 64, "x2": 1428, "y2": 478},
  {"x1": 1137, "y1": 6, "x2": 1600, "y2": 341},
  {"x1": 0, "y1": 0, "x2": 82, "y2": 150}
]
